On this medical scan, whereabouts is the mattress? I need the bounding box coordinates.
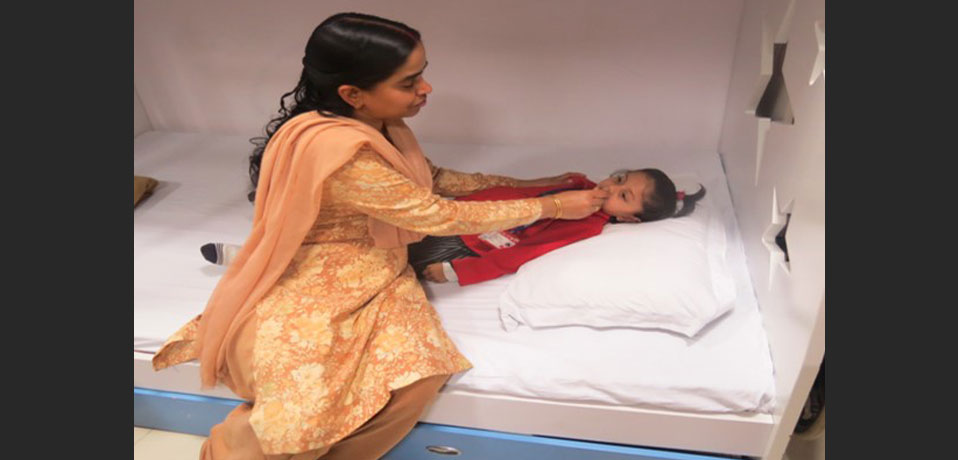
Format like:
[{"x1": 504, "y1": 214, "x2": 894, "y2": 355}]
[{"x1": 134, "y1": 130, "x2": 774, "y2": 415}]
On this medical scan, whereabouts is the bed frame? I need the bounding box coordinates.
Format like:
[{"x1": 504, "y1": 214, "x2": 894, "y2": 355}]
[
  {"x1": 133, "y1": 1, "x2": 824, "y2": 458},
  {"x1": 136, "y1": 352, "x2": 771, "y2": 458}
]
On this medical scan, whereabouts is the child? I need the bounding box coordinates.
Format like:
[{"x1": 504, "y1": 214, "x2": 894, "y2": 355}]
[
  {"x1": 201, "y1": 169, "x2": 704, "y2": 286},
  {"x1": 408, "y1": 169, "x2": 704, "y2": 285}
]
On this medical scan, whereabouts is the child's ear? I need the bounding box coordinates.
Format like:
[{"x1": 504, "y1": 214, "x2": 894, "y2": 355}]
[{"x1": 616, "y1": 214, "x2": 641, "y2": 223}]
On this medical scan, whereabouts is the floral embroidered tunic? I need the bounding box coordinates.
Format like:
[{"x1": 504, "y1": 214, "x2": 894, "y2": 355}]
[{"x1": 153, "y1": 148, "x2": 538, "y2": 454}]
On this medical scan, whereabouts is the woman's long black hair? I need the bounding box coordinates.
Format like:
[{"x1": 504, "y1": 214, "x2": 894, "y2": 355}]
[{"x1": 247, "y1": 12, "x2": 421, "y2": 201}]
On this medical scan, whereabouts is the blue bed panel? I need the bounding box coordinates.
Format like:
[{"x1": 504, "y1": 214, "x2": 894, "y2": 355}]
[
  {"x1": 383, "y1": 424, "x2": 741, "y2": 460},
  {"x1": 134, "y1": 387, "x2": 243, "y2": 436},
  {"x1": 134, "y1": 387, "x2": 742, "y2": 460}
]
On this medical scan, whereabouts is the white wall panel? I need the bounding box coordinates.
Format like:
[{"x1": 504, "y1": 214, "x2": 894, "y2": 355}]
[
  {"x1": 135, "y1": 88, "x2": 153, "y2": 138},
  {"x1": 134, "y1": 0, "x2": 742, "y2": 154},
  {"x1": 717, "y1": 0, "x2": 824, "y2": 458}
]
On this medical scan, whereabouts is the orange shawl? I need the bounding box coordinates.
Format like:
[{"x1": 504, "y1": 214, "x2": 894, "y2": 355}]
[{"x1": 195, "y1": 111, "x2": 433, "y2": 387}]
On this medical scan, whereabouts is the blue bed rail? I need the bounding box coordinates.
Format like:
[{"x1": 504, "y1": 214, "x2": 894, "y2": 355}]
[{"x1": 134, "y1": 387, "x2": 744, "y2": 460}]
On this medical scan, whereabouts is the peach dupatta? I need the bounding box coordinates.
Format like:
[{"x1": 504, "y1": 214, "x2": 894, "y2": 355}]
[{"x1": 192, "y1": 111, "x2": 433, "y2": 388}]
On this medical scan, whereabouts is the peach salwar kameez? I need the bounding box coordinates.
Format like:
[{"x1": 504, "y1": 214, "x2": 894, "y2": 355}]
[{"x1": 152, "y1": 112, "x2": 542, "y2": 458}]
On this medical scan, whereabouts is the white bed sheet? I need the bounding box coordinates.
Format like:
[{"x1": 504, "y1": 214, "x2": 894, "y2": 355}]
[{"x1": 134, "y1": 131, "x2": 774, "y2": 414}]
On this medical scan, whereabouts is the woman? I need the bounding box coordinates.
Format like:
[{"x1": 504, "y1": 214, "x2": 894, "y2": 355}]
[
  {"x1": 202, "y1": 171, "x2": 706, "y2": 286},
  {"x1": 151, "y1": 12, "x2": 607, "y2": 459}
]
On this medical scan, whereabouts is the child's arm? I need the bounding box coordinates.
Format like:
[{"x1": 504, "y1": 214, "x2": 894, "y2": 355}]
[
  {"x1": 421, "y1": 262, "x2": 458, "y2": 283},
  {"x1": 450, "y1": 216, "x2": 607, "y2": 286}
]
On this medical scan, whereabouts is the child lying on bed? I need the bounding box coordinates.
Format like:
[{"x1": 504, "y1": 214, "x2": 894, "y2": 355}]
[{"x1": 201, "y1": 169, "x2": 704, "y2": 286}]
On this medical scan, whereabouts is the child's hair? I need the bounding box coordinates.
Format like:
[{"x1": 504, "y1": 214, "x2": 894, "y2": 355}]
[{"x1": 632, "y1": 168, "x2": 706, "y2": 222}]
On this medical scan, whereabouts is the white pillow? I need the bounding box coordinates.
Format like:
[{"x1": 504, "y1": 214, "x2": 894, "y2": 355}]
[{"x1": 498, "y1": 188, "x2": 736, "y2": 337}]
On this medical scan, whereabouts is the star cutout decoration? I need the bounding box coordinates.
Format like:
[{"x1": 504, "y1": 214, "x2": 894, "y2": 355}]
[
  {"x1": 748, "y1": 0, "x2": 797, "y2": 186},
  {"x1": 809, "y1": 21, "x2": 825, "y2": 85},
  {"x1": 762, "y1": 188, "x2": 794, "y2": 289}
]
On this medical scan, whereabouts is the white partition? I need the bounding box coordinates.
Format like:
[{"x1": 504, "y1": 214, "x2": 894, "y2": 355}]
[
  {"x1": 134, "y1": 0, "x2": 742, "y2": 154},
  {"x1": 717, "y1": 0, "x2": 825, "y2": 458},
  {"x1": 134, "y1": 88, "x2": 152, "y2": 138}
]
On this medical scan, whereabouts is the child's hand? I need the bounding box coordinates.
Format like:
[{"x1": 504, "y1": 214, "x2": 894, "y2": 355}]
[{"x1": 423, "y1": 263, "x2": 449, "y2": 283}]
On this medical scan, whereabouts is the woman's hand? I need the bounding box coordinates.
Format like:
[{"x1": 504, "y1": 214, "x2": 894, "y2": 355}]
[
  {"x1": 422, "y1": 263, "x2": 449, "y2": 283},
  {"x1": 520, "y1": 172, "x2": 588, "y2": 188},
  {"x1": 542, "y1": 188, "x2": 610, "y2": 220}
]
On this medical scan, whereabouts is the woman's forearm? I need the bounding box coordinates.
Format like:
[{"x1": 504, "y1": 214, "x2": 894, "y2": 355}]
[{"x1": 537, "y1": 196, "x2": 558, "y2": 219}]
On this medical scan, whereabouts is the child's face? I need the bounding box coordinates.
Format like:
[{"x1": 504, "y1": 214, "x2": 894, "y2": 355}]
[{"x1": 596, "y1": 170, "x2": 650, "y2": 222}]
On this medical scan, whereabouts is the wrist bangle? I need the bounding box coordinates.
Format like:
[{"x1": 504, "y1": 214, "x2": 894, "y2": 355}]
[{"x1": 553, "y1": 197, "x2": 562, "y2": 219}]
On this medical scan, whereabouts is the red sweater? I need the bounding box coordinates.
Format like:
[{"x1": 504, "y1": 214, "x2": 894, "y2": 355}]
[{"x1": 451, "y1": 176, "x2": 610, "y2": 285}]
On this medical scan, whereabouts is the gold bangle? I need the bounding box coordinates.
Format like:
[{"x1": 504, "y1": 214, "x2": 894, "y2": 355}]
[{"x1": 553, "y1": 197, "x2": 562, "y2": 219}]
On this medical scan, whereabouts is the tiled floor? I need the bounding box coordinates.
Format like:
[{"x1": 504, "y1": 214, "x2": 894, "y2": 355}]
[{"x1": 134, "y1": 427, "x2": 208, "y2": 459}]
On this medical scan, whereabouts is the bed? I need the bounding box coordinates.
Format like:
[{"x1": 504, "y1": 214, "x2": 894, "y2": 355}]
[
  {"x1": 134, "y1": 0, "x2": 825, "y2": 458},
  {"x1": 135, "y1": 131, "x2": 775, "y2": 458}
]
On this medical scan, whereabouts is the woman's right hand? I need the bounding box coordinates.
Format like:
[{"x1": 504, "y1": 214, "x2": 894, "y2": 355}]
[{"x1": 542, "y1": 188, "x2": 610, "y2": 220}]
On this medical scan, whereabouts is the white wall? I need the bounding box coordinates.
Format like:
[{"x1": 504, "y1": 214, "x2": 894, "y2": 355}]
[
  {"x1": 134, "y1": 0, "x2": 742, "y2": 154},
  {"x1": 716, "y1": 0, "x2": 824, "y2": 458},
  {"x1": 134, "y1": 88, "x2": 152, "y2": 138}
]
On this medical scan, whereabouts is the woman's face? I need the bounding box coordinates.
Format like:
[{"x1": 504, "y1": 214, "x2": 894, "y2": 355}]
[
  {"x1": 596, "y1": 170, "x2": 650, "y2": 222},
  {"x1": 359, "y1": 42, "x2": 432, "y2": 121}
]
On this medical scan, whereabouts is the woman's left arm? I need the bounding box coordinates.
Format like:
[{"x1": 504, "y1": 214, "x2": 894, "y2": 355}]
[
  {"x1": 426, "y1": 157, "x2": 585, "y2": 197},
  {"x1": 329, "y1": 150, "x2": 544, "y2": 236},
  {"x1": 427, "y1": 157, "x2": 519, "y2": 197}
]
